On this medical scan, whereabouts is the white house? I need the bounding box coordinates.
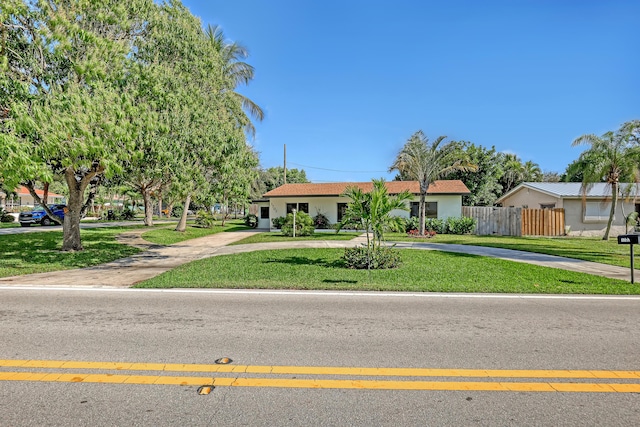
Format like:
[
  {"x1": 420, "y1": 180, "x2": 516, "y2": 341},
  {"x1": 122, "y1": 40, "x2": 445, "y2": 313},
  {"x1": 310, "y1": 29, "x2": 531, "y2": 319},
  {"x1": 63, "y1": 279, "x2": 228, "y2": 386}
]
[
  {"x1": 0, "y1": 186, "x2": 65, "y2": 211},
  {"x1": 257, "y1": 180, "x2": 470, "y2": 230},
  {"x1": 496, "y1": 182, "x2": 640, "y2": 236}
]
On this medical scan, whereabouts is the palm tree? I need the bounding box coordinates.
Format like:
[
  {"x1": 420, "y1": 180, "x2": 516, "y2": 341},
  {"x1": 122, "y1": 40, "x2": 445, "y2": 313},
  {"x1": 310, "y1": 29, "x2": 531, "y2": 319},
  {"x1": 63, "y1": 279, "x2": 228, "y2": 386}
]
[
  {"x1": 205, "y1": 25, "x2": 263, "y2": 136},
  {"x1": 336, "y1": 179, "x2": 413, "y2": 269},
  {"x1": 523, "y1": 160, "x2": 543, "y2": 182},
  {"x1": 572, "y1": 125, "x2": 640, "y2": 240},
  {"x1": 390, "y1": 131, "x2": 476, "y2": 236}
]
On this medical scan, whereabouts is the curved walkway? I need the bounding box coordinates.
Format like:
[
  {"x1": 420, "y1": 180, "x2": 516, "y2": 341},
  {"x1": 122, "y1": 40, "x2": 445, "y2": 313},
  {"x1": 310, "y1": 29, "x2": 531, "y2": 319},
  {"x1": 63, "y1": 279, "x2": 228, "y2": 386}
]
[{"x1": 0, "y1": 231, "x2": 636, "y2": 288}]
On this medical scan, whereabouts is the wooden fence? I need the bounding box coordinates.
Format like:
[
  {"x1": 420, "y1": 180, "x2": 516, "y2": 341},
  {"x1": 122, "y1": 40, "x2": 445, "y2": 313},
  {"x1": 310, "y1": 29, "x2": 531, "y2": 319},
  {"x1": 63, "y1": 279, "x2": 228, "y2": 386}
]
[{"x1": 462, "y1": 207, "x2": 565, "y2": 236}]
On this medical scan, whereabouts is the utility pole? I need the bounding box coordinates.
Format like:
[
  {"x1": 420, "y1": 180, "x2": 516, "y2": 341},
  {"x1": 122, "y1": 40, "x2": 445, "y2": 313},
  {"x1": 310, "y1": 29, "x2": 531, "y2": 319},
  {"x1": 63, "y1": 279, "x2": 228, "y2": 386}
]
[{"x1": 283, "y1": 144, "x2": 287, "y2": 185}]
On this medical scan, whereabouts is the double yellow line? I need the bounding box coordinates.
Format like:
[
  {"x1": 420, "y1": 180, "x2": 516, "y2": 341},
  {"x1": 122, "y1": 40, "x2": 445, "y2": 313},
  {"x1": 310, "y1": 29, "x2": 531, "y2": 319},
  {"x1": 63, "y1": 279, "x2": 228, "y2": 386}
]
[{"x1": 1, "y1": 359, "x2": 639, "y2": 392}]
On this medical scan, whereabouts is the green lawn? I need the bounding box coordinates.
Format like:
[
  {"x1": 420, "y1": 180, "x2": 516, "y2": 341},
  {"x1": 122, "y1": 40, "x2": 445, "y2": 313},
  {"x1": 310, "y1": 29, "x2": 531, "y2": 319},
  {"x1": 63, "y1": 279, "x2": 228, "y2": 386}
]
[
  {"x1": 0, "y1": 222, "x2": 20, "y2": 228},
  {"x1": 385, "y1": 233, "x2": 631, "y2": 268},
  {"x1": 142, "y1": 221, "x2": 250, "y2": 245},
  {"x1": 135, "y1": 248, "x2": 635, "y2": 294},
  {"x1": 0, "y1": 227, "x2": 144, "y2": 278}
]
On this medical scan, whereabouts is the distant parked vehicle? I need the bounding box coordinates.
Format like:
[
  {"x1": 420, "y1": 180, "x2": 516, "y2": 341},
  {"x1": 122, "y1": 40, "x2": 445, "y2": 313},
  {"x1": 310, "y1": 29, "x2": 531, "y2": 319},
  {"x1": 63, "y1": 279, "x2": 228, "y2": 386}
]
[{"x1": 18, "y1": 204, "x2": 66, "y2": 227}]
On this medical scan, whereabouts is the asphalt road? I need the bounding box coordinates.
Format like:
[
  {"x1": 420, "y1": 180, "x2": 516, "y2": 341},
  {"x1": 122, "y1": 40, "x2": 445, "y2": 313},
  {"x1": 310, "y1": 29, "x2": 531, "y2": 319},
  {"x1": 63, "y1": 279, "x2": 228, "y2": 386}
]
[{"x1": 1, "y1": 288, "x2": 640, "y2": 426}]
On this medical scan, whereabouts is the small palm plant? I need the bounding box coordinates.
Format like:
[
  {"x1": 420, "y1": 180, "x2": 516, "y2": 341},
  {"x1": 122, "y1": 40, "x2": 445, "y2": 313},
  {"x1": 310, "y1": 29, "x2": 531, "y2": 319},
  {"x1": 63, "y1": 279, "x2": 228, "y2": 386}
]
[{"x1": 336, "y1": 179, "x2": 413, "y2": 269}]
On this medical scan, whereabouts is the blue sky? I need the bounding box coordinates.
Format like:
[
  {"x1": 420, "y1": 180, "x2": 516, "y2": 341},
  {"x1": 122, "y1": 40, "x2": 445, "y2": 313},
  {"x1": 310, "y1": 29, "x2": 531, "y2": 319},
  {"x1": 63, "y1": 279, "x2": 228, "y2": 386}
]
[{"x1": 184, "y1": 0, "x2": 639, "y2": 183}]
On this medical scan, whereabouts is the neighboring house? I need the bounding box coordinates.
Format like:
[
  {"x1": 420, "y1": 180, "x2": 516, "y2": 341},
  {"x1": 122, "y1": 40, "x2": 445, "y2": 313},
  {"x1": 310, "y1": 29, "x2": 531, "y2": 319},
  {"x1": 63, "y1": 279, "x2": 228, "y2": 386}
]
[
  {"x1": 0, "y1": 186, "x2": 65, "y2": 211},
  {"x1": 496, "y1": 182, "x2": 640, "y2": 236},
  {"x1": 257, "y1": 180, "x2": 470, "y2": 230}
]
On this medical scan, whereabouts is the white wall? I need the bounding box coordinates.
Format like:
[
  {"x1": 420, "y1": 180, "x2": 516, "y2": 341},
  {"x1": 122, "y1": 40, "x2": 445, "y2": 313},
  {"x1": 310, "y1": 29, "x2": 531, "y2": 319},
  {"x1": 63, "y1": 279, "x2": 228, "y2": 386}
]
[{"x1": 267, "y1": 195, "x2": 463, "y2": 230}]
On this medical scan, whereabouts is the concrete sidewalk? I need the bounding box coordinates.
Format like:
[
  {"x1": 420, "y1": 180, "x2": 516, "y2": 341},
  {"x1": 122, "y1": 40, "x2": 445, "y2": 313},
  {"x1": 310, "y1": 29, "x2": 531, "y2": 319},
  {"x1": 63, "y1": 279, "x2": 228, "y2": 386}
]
[{"x1": 0, "y1": 231, "x2": 636, "y2": 288}]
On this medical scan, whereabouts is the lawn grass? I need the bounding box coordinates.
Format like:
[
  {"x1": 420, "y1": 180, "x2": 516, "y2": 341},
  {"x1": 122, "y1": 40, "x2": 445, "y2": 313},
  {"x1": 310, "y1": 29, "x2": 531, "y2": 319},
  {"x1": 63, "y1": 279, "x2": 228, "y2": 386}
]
[
  {"x1": 135, "y1": 248, "x2": 636, "y2": 294},
  {"x1": 385, "y1": 233, "x2": 631, "y2": 268},
  {"x1": 229, "y1": 231, "x2": 360, "y2": 245},
  {"x1": 0, "y1": 226, "x2": 144, "y2": 278},
  {"x1": 0, "y1": 222, "x2": 20, "y2": 228},
  {"x1": 141, "y1": 220, "x2": 250, "y2": 245}
]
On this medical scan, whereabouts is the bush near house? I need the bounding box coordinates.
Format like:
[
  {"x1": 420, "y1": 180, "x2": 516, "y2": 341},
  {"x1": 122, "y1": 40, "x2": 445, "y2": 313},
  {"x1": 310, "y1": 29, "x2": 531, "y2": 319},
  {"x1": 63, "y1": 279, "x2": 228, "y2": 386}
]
[
  {"x1": 404, "y1": 216, "x2": 476, "y2": 235},
  {"x1": 313, "y1": 212, "x2": 331, "y2": 229},
  {"x1": 272, "y1": 216, "x2": 286, "y2": 229},
  {"x1": 0, "y1": 208, "x2": 15, "y2": 223},
  {"x1": 281, "y1": 211, "x2": 314, "y2": 236}
]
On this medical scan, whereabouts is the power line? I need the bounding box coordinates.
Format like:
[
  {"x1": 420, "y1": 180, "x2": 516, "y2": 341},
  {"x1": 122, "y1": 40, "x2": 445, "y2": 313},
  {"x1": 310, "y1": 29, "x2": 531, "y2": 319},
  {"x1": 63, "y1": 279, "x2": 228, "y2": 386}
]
[{"x1": 288, "y1": 162, "x2": 389, "y2": 174}]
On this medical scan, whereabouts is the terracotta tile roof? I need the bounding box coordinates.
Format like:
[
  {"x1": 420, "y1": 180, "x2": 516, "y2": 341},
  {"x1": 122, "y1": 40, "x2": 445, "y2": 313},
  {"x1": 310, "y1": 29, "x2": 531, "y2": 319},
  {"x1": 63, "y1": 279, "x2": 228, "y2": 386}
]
[
  {"x1": 263, "y1": 180, "x2": 470, "y2": 197},
  {"x1": 0, "y1": 186, "x2": 64, "y2": 198}
]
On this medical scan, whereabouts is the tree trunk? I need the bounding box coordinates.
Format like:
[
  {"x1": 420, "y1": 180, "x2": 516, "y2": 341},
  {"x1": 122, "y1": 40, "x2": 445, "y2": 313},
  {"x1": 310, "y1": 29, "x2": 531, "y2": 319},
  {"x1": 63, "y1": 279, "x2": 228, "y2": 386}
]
[
  {"x1": 419, "y1": 192, "x2": 426, "y2": 236},
  {"x1": 62, "y1": 168, "x2": 92, "y2": 251},
  {"x1": 142, "y1": 187, "x2": 154, "y2": 226},
  {"x1": 603, "y1": 182, "x2": 618, "y2": 241},
  {"x1": 157, "y1": 194, "x2": 163, "y2": 218},
  {"x1": 175, "y1": 194, "x2": 191, "y2": 232}
]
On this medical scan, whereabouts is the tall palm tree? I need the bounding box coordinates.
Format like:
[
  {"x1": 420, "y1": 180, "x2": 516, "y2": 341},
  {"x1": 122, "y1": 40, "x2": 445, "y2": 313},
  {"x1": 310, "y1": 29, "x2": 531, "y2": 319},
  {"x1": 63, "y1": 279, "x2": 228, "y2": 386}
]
[
  {"x1": 572, "y1": 125, "x2": 640, "y2": 240},
  {"x1": 390, "y1": 131, "x2": 476, "y2": 236},
  {"x1": 523, "y1": 160, "x2": 543, "y2": 182},
  {"x1": 205, "y1": 24, "x2": 263, "y2": 136}
]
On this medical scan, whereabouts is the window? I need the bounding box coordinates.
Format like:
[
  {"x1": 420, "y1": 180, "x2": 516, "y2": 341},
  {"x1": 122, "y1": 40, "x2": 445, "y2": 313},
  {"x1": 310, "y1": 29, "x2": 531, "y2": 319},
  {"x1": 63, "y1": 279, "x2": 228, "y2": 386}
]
[
  {"x1": 426, "y1": 202, "x2": 437, "y2": 218},
  {"x1": 286, "y1": 202, "x2": 309, "y2": 214},
  {"x1": 260, "y1": 206, "x2": 269, "y2": 219},
  {"x1": 409, "y1": 202, "x2": 437, "y2": 218},
  {"x1": 540, "y1": 203, "x2": 556, "y2": 209},
  {"x1": 410, "y1": 202, "x2": 419, "y2": 218},
  {"x1": 584, "y1": 202, "x2": 612, "y2": 222},
  {"x1": 337, "y1": 203, "x2": 348, "y2": 222}
]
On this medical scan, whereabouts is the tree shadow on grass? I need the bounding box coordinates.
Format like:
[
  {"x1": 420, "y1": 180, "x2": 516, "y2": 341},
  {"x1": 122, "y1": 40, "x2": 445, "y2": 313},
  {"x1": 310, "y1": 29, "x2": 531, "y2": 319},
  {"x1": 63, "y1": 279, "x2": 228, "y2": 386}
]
[{"x1": 264, "y1": 256, "x2": 345, "y2": 269}]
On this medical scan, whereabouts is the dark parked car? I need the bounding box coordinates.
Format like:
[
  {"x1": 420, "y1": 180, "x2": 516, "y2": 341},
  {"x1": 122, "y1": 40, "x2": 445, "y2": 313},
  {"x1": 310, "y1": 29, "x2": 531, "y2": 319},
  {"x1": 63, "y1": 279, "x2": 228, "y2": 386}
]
[{"x1": 18, "y1": 204, "x2": 66, "y2": 227}]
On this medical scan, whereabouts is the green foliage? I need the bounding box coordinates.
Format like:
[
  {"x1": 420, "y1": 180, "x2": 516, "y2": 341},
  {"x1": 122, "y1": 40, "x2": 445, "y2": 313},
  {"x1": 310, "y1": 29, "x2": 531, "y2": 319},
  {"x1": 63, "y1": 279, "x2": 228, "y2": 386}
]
[
  {"x1": 313, "y1": 212, "x2": 331, "y2": 229},
  {"x1": 403, "y1": 216, "x2": 421, "y2": 232},
  {"x1": 120, "y1": 208, "x2": 136, "y2": 220},
  {"x1": 281, "y1": 211, "x2": 314, "y2": 237},
  {"x1": 244, "y1": 213, "x2": 259, "y2": 228},
  {"x1": 196, "y1": 210, "x2": 216, "y2": 228},
  {"x1": 343, "y1": 246, "x2": 402, "y2": 270},
  {"x1": 425, "y1": 218, "x2": 445, "y2": 234},
  {"x1": 272, "y1": 216, "x2": 286, "y2": 229},
  {"x1": 390, "y1": 131, "x2": 476, "y2": 235},
  {"x1": 0, "y1": 208, "x2": 15, "y2": 223},
  {"x1": 446, "y1": 141, "x2": 505, "y2": 206},
  {"x1": 571, "y1": 120, "x2": 640, "y2": 240},
  {"x1": 445, "y1": 217, "x2": 476, "y2": 234}
]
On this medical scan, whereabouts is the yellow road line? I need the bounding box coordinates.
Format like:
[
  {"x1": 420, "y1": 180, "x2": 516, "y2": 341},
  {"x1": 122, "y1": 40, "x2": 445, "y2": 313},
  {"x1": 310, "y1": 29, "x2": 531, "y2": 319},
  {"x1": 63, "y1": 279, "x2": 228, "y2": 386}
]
[
  {"x1": 1, "y1": 359, "x2": 638, "y2": 379},
  {"x1": 0, "y1": 371, "x2": 639, "y2": 392}
]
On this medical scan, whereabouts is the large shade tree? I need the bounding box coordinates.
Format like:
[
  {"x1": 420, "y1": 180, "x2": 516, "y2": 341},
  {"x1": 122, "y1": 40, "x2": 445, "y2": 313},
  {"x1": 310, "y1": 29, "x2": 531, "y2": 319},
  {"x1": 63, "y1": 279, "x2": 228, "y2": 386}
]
[
  {"x1": 390, "y1": 131, "x2": 476, "y2": 235},
  {"x1": 572, "y1": 121, "x2": 640, "y2": 240},
  {"x1": 1, "y1": 0, "x2": 152, "y2": 250}
]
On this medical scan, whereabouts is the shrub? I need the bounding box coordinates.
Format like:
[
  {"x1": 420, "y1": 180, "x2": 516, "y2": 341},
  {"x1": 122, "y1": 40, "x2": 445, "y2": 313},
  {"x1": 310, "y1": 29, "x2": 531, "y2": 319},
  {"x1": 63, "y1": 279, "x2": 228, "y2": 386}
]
[
  {"x1": 272, "y1": 216, "x2": 286, "y2": 229},
  {"x1": 0, "y1": 208, "x2": 15, "y2": 223},
  {"x1": 120, "y1": 208, "x2": 135, "y2": 220},
  {"x1": 313, "y1": 212, "x2": 331, "y2": 229},
  {"x1": 445, "y1": 216, "x2": 476, "y2": 235},
  {"x1": 343, "y1": 245, "x2": 402, "y2": 269},
  {"x1": 425, "y1": 218, "x2": 445, "y2": 234},
  {"x1": 403, "y1": 216, "x2": 420, "y2": 233},
  {"x1": 281, "y1": 211, "x2": 314, "y2": 236},
  {"x1": 243, "y1": 213, "x2": 259, "y2": 228},
  {"x1": 196, "y1": 210, "x2": 216, "y2": 228}
]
